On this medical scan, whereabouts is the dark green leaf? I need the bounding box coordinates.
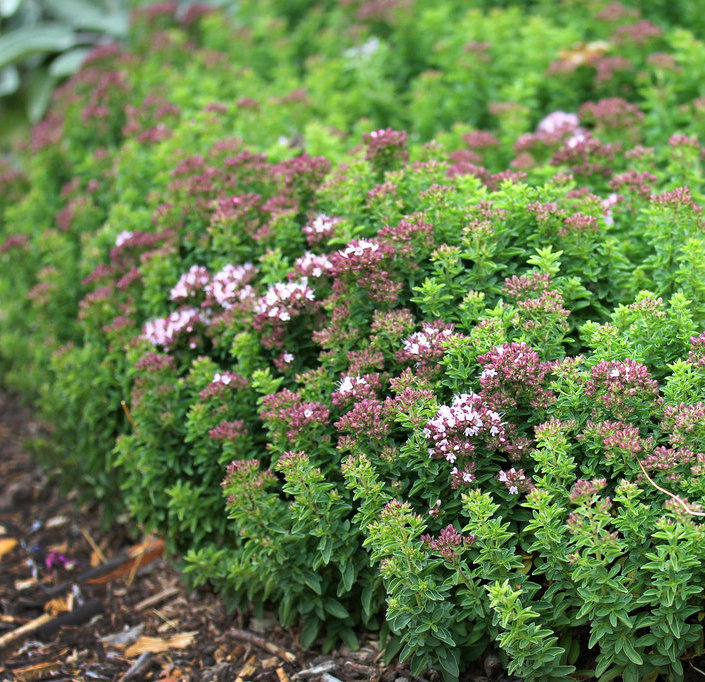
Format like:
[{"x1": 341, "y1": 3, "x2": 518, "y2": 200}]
[
  {"x1": 300, "y1": 618, "x2": 320, "y2": 648},
  {"x1": 324, "y1": 598, "x2": 349, "y2": 619}
]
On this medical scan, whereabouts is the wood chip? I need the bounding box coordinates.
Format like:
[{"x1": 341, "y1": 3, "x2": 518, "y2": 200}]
[
  {"x1": 294, "y1": 660, "x2": 337, "y2": 679},
  {"x1": 86, "y1": 538, "x2": 164, "y2": 585},
  {"x1": 276, "y1": 667, "x2": 291, "y2": 682},
  {"x1": 234, "y1": 655, "x2": 258, "y2": 682},
  {"x1": 0, "y1": 613, "x2": 52, "y2": 649},
  {"x1": 134, "y1": 585, "x2": 180, "y2": 611},
  {"x1": 12, "y1": 661, "x2": 61, "y2": 682},
  {"x1": 44, "y1": 595, "x2": 71, "y2": 616},
  {"x1": 0, "y1": 537, "x2": 18, "y2": 559},
  {"x1": 124, "y1": 631, "x2": 197, "y2": 658}
]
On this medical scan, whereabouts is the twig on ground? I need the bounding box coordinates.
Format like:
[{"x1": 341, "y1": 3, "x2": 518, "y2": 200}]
[
  {"x1": 117, "y1": 651, "x2": 154, "y2": 682},
  {"x1": 230, "y1": 627, "x2": 296, "y2": 662}
]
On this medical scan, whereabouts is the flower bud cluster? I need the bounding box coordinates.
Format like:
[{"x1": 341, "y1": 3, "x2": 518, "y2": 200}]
[
  {"x1": 199, "y1": 371, "x2": 249, "y2": 399},
  {"x1": 477, "y1": 342, "x2": 554, "y2": 411},
  {"x1": 209, "y1": 419, "x2": 247, "y2": 440},
  {"x1": 330, "y1": 238, "x2": 400, "y2": 303},
  {"x1": 331, "y1": 373, "x2": 382, "y2": 408},
  {"x1": 142, "y1": 308, "x2": 204, "y2": 349},
  {"x1": 260, "y1": 388, "x2": 330, "y2": 441},
  {"x1": 584, "y1": 358, "x2": 659, "y2": 418},
  {"x1": 421, "y1": 524, "x2": 476, "y2": 562}
]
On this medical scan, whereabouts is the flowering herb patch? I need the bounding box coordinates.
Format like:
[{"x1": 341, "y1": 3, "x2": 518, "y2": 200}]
[{"x1": 3, "y1": 1, "x2": 705, "y2": 680}]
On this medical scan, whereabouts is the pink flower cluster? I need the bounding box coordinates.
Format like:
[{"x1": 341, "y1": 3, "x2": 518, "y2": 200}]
[
  {"x1": 584, "y1": 359, "x2": 659, "y2": 418},
  {"x1": 569, "y1": 477, "x2": 607, "y2": 503},
  {"x1": 650, "y1": 186, "x2": 703, "y2": 214},
  {"x1": 199, "y1": 371, "x2": 248, "y2": 399},
  {"x1": 335, "y1": 399, "x2": 390, "y2": 443},
  {"x1": 640, "y1": 446, "x2": 696, "y2": 483},
  {"x1": 661, "y1": 402, "x2": 705, "y2": 450},
  {"x1": 204, "y1": 263, "x2": 257, "y2": 309},
  {"x1": 292, "y1": 251, "x2": 334, "y2": 279},
  {"x1": 497, "y1": 467, "x2": 534, "y2": 495},
  {"x1": 362, "y1": 128, "x2": 409, "y2": 167},
  {"x1": 253, "y1": 278, "x2": 316, "y2": 347},
  {"x1": 142, "y1": 308, "x2": 204, "y2": 350},
  {"x1": 396, "y1": 321, "x2": 458, "y2": 379},
  {"x1": 579, "y1": 420, "x2": 653, "y2": 467},
  {"x1": 260, "y1": 389, "x2": 330, "y2": 441},
  {"x1": 170, "y1": 265, "x2": 211, "y2": 301},
  {"x1": 302, "y1": 214, "x2": 339, "y2": 245},
  {"x1": 329, "y1": 238, "x2": 400, "y2": 302},
  {"x1": 209, "y1": 419, "x2": 246, "y2": 440},
  {"x1": 688, "y1": 331, "x2": 705, "y2": 366},
  {"x1": 477, "y1": 342, "x2": 554, "y2": 411},
  {"x1": 221, "y1": 459, "x2": 276, "y2": 505},
  {"x1": 503, "y1": 272, "x2": 553, "y2": 301},
  {"x1": 421, "y1": 524, "x2": 476, "y2": 562},
  {"x1": 331, "y1": 373, "x2": 381, "y2": 408},
  {"x1": 423, "y1": 392, "x2": 506, "y2": 463}
]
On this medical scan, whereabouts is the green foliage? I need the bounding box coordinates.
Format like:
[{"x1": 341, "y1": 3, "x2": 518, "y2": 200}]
[{"x1": 4, "y1": 1, "x2": 705, "y2": 679}]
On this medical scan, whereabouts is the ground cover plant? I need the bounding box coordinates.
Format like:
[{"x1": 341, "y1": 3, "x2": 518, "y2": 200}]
[{"x1": 3, "y1": 0, "x2": 705, "y2": 679}]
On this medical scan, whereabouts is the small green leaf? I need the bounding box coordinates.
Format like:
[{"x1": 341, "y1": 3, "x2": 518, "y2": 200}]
[
  {"x1": 339, "y1": 626, "x2": 359, "y2": 650},
  {"x1": 436, "y1": 646, "x2": 459, "y2": 678},
  {"x1": 622, "y1": 639, "x2": 643, "y2": 666}
]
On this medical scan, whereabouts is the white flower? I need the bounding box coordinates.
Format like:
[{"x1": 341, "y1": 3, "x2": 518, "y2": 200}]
[
  {"x1": 537, "y1": 111, "x2": 579, "y2": 135},
  {"x1": 115, "y1": 230, "x2": 133, "y2": 247}
]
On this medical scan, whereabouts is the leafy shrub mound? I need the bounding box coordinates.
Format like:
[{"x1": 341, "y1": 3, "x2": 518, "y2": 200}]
[{"x1": 3, "y1": 1, "x2": 705, "y2": 680}]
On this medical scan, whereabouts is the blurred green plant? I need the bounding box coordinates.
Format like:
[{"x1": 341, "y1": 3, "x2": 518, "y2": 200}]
[{"x1": 0, "y1": 0, "x2": 127, "y2": 142}]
